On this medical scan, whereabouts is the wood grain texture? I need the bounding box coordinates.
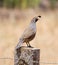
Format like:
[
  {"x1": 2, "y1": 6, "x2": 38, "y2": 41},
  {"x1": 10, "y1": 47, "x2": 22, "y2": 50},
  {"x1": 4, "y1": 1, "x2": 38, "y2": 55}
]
[{"x1": 14, "y1": 46, "x2": 40, "y2": 65}]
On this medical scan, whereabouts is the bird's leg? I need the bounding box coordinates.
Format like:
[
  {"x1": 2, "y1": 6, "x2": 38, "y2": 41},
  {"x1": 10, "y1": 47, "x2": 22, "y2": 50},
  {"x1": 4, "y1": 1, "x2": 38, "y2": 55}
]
[
  {"x1": 26, "y1": 42, "x2": 33, "y2": 48},
  {"x1": 26, "y1": 42, "x2": 29, "y2": 47},
  {"x1": 28, "y1": 42, "x2": 31, "y2": 47},
  {"x1": 28, "y1": 42, "x2": 33, "y2": 48}
]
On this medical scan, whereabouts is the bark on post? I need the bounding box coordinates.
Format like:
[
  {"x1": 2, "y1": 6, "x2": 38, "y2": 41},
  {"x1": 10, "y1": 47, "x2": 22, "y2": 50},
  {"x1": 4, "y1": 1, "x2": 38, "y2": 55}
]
[{"x1": 14, "y1": 46, "x2": 40, "y2": 65}]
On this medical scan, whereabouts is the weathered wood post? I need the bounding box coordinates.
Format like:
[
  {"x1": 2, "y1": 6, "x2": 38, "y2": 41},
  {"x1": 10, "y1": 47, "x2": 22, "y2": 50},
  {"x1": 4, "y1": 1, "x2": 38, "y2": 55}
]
[{"x1": 14, "y1": 46, "x2": 40, "y2": 65}]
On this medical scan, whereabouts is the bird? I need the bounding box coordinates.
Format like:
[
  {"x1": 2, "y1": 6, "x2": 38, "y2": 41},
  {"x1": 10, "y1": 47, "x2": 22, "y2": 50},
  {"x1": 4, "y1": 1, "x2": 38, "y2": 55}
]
[{"x1": 15, "y1": 16, "x2": 41, "y2": 50}]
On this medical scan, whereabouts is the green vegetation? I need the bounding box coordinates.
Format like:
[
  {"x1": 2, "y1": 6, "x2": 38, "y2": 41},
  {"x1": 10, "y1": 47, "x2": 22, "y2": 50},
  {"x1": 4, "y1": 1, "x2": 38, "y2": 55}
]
[
  {"x1": 4, "y1": 0, "x2": 14, "y2": 8},
  {"x1": 0, "y1": 0, "x2": 58, "y2": 9},
  {"x1": 0, "y1": 0, "x2": 40, "y2": 9},
  {"x1": 50, "y1": 0, "x2": 58, "y2": 9}
]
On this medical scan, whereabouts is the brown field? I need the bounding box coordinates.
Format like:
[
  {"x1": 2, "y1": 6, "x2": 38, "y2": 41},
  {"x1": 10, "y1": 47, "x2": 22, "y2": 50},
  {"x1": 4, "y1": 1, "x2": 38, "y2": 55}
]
[{"x1": 0, "y1": 8, "x2": 58, "y2": 65}]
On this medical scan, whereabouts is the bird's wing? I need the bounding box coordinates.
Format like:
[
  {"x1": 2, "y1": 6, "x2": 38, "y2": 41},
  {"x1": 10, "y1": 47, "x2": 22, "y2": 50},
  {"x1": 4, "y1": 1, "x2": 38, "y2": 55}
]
[{"x1": 21, "y1": 27, "x2": 36, "y2": 39}]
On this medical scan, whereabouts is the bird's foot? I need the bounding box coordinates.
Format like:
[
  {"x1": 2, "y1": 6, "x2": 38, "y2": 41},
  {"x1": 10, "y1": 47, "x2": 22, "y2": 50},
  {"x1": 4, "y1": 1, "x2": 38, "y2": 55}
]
[{"x1": 28, "y1": 45, "x2": 33, "y2": 48}]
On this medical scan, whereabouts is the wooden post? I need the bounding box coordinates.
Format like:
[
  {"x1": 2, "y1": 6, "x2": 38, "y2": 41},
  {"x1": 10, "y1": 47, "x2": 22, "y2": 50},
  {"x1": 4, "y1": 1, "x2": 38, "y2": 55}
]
[{"x1": 14, "y1": 46, "x2": 40, "y2": 65}]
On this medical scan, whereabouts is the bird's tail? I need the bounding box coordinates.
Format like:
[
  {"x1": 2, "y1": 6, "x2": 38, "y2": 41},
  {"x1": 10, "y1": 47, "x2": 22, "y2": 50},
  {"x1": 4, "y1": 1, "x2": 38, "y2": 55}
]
[{"x1": 15, "y1": 38, "x2": 24, "y2": 50}]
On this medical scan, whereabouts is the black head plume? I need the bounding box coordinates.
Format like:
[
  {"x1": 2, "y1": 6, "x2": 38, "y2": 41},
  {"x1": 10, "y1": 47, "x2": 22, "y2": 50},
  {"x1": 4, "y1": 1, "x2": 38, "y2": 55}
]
[{"x1": 38, "y1": 15, "x2": 41, "y2": 18}]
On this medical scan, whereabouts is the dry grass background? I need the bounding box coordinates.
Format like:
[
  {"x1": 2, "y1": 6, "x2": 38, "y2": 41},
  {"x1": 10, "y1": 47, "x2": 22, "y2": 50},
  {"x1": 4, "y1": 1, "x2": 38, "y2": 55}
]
[{"x1": 0, "y1": 8, "x2": 58, "y2": 65}]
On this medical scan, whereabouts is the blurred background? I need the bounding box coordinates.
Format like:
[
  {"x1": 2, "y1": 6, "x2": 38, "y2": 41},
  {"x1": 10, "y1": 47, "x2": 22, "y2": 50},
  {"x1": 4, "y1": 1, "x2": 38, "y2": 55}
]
[{"x1": 0, "y1": 0, "x2": 58, "y2": 65}]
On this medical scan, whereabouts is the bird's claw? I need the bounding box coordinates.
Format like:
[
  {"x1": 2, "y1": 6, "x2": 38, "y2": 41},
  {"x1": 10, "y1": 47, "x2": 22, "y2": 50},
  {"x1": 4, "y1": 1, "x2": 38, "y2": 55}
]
[{"x1": 28, "y1": 45, "x2": 33, "y2": 48}]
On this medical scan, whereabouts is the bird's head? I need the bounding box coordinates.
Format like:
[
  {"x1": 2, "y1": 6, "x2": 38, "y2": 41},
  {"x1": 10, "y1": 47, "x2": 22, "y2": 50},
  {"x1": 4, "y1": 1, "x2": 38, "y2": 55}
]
[{"x1": 31, "y1": 15, "x2": 41, "y2": 23}]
